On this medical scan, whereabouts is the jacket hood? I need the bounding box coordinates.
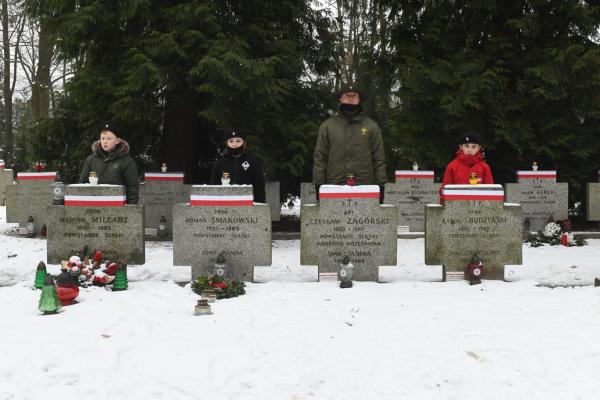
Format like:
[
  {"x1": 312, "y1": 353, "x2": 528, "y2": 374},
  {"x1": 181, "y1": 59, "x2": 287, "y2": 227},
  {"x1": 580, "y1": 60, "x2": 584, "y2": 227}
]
[{"x1": 91, "y1": 139, "x2": 131, "y2": 158}]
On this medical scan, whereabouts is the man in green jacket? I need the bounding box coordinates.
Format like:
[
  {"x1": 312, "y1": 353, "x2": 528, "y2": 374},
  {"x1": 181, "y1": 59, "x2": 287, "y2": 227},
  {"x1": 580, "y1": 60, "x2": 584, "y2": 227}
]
[
  {"x1": 79, "y1": 123, "x2": 139, "y2": 204},
  {"x1": 313, "y1": 84, "x2": 387, "y2": 200}
]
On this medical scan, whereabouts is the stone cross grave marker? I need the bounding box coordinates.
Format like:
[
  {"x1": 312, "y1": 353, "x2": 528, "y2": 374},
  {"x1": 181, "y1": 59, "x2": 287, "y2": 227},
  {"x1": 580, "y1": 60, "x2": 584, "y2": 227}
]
[
  {"x1": 6, "y1": 172, "x2": 57, "y2": 235},
  {"x1": 301, "y1": 185, "x2": 397, "y2": 281},
  {"x1": 173, "y1": 185, "x2": 271, "y2": 281},
  {"x1": 425, "y1": 184, "x2": 522, "y2": 280},
  {"x1": 587, "y1": 170, "x2": 600, "y2": 221},
  {"x1": 385, "y1": 170, "x2": 441, "y2": 232},
  {"x1": 139, "y1": 172, "x2": 190, "y2": 239},
  {"x1": 265, "y1": 181, "x2": 281, "y2": 222},
  {"x1": 47, "y1": 184, "x2": 145, "y2": 264},
  {"x1": 505, "y1": 170, "x2": 568, "y2": 232},
  {"x1": 0, "y1": 161, "x2": 14, "y2": 205}
]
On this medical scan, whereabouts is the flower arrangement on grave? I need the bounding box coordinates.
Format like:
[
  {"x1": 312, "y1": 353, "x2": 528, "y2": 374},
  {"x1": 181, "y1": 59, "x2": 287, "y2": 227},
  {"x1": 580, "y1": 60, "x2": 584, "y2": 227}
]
[
  {"x1": 60, "y1": 248, "x2": 123, "y2": 287},
  {"x1": 192, "y1": 274, "x2": 246, "y2": 300},
  {"x1": 526, "y1": 219, "x2": 586, "y2": 247}
]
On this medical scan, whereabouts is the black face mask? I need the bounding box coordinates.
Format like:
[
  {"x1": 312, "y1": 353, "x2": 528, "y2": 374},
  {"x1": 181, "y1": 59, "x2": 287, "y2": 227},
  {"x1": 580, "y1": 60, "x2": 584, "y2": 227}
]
[
  {"x1": 227, "y1": 146, "x2": 244, "y2": 156},
  {"x1": 339, "y1": 103, "x2": 362, "y2": 117}
]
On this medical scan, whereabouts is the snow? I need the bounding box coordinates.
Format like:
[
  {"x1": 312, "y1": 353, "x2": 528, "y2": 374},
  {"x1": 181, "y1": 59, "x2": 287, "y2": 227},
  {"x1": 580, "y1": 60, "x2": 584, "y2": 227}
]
[{"x1": 2, "y1": 205, "x2": 600, "y2": 399}]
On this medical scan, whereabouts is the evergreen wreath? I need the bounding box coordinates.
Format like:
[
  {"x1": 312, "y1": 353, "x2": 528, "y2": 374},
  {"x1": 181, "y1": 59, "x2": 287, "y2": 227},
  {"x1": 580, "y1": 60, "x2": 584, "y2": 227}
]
[
  {"x1": 525, "y1": 222, "x2": 587, "y2": 247},
  {"x1": 192, "y1": 275, "x2": 246, "y2": 299}
]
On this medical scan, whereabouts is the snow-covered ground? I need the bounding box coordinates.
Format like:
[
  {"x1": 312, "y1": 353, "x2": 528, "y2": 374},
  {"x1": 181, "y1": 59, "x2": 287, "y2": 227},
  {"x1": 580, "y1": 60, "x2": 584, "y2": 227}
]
[{"x1": 2, "y1": 205, "x2": 600, "y2": 399}]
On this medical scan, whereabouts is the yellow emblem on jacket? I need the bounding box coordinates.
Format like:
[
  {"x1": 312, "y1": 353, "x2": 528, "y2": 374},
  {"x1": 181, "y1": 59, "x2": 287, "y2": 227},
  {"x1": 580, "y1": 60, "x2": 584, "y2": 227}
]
[{"x1": 361, "y1": 127, "x2": 368, "y2": 135}]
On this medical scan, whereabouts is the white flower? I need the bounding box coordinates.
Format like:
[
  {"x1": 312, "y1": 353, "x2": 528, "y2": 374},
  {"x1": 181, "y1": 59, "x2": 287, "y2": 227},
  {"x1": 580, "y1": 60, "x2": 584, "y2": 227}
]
[{"x1": 543, "y1": 222, "x2": 561, "y2": 238}]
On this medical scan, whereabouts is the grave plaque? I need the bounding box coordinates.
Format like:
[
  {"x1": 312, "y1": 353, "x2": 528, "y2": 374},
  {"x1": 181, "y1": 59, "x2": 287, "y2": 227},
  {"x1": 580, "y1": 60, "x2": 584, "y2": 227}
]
[
  {"x1": 265, "y1": 181, "x2": 281, "y2": 222},
  {"x1": 300, "y1": 182, "x2": 317, "y2": 206},
  {"x1": 587, "y1": 170, "x2": 600, "y2": 221},
  {"x1": 173, "y1": 185, "x2": 271, "y2": 281},
  {"x1": 385, "y1": 170, "x2": 441, "y2": 231},
  {"x1": 47, "y1": 184, "x2": 145, "y2": 264},
  {"x1": 6, "y1": 172, "x2": 57, "y2": 235},
  {"x1": 0, "y1": 166, "x2": 14, "y2": 205},
  {"x1": 505, "y1": 170, "x2": 568, "y2": 232},
  {"x1": 301, "y1": 185, "x2": 397, "y2": 281},
  {"x1": 426, "y1": 184, "x2": 522, "y2": 280},
  {"x1": 139, "y1": 172, "x2": 190, "y2": 239}
]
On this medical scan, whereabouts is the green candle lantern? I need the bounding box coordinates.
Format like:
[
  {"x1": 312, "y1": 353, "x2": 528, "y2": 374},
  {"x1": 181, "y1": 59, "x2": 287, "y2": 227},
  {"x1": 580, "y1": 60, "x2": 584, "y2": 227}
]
[
  {"x1": 38, "y1": 274, "x2": 62, "y2": 314},
  {"x1": 34, "y1": 261, "x2": 47, "y2": 289},
  {"x1": 112, "y1": 264, "x2": 128, "y2": 291}
]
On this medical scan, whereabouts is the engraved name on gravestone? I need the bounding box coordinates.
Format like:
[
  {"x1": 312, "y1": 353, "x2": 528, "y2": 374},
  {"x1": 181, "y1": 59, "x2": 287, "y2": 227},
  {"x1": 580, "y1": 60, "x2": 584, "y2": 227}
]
[
  {"x1": 0, "y1": 160, "x2": 14, "y2": 205},
  {"x1": 47, "y1": 184, "x2": 145, "y2": 264},
  {"x1": 300, "y1": 182, "x2": 317, "y2": 206},
  {"x1": 301, "y1": 185, "x2": 397, "y2": 281},
  {"x1": 425, "y1": 184, "x2": 522, "y2": 280},
  {"x1": 385, "y1": 170, "x2": 441, "y2": 232},
  {"x1": 139, "y1": 172, "x2": 190, "y2": 239},
  {"x1": 505, "y1": 170, "x2": 568, "y2": 232},
  {"x1": 265, "y1": 181, "x2": 281, "y2": 222},
  {"x1": 173, "y1": 185, "x2": 271, "y2": 281},
  {"x1": 6, "y1": 172, "x2": 56, "y2": 235},
  {"x1": 587, "y1": 170, "x2": 600, "y2": 221}
]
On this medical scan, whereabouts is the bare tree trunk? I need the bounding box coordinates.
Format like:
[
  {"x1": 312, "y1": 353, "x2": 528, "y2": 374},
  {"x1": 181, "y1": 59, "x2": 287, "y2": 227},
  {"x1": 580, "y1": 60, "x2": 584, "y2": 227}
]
[
  {"x1": 2, "y1": 0, "x2": 13, "y2": 164},
  {"x1": 31, "y1": 18, "x2": 52, "y2": 123}
]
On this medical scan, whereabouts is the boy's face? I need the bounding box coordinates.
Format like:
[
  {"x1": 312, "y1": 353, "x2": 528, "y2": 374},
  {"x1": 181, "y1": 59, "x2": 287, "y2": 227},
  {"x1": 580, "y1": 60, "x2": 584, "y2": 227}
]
[
  {"x1": 459, "y1": 143, "x2": 481, "y2": 156},
  {"x1": 339, "y1": 91, "x2": 360, "y2": 105},
  {"x1": 227, "y1": 137, "x2": 244, "y2": 149},
  {"x1": 100, "y1": 130, "x2": 121, "y2": 152}
]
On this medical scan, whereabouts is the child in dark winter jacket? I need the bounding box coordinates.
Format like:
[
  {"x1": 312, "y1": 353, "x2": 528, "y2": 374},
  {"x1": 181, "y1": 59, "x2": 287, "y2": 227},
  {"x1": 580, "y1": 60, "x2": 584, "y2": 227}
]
[
  {"x1": 440, "y1": 132, "x2": 494, "y2": 201},
  {"x1": 79, "y1": 123, "x2": 139, "y2": 204},
  {"x1": 210, "y1": 131, "x2": 266, "y2": 203}
]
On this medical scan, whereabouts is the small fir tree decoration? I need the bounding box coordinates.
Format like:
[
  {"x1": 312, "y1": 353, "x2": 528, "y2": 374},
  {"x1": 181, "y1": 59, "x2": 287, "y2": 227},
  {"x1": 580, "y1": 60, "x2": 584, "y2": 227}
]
[
  {"x1": 34, "y1": 261, "x2": 47, "y2": 289},
  {"x1": 112, "y1": 264, "x2": 128, "y2": 291},
  {"x1": 38, "y1": 274, "x2": 62, "y2": 314}
]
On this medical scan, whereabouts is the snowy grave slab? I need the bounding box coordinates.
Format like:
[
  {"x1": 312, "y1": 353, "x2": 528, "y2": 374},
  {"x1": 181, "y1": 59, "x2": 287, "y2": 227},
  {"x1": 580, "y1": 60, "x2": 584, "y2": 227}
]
[
  {"x1": 47, "y1": 184, "x2": 145, "y2": 264},
  {"x1": 139, "y1": 172, "x2": 190, "y2": 240},
  {"x1": 301, "y1": 185, "x2": 397, "y2": 281},
  {"x1": 426, "y1": 184, "x2": 522, "y2": 280},
  {"x1": 173, "y1": 185, "x2": 271, "y2": 281},
  {"x1": 300, "y1": 182, "x2": 317, "y2": 206},
  {"x1": 265, "y1": 181, "x2": 281, "y2": 222},
  {"x1": 6, "y1": 172, "x2": 57, "y2": 235},
  {"x1": 384, "y1": 170, "x2": 441, "y2": 232},
  {"x1": 586, "y1": 171, "x2": 600, "y2": 221},
  {"x1": 0, "y1": 165, "x2": 14, "y2": 205},
  {"x1": 505, "y1": 170, "x2": 568, "y2": 232}
]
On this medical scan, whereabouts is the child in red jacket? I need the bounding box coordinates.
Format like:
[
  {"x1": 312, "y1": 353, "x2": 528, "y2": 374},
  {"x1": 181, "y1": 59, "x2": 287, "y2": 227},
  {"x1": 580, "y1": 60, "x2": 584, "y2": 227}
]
[{"x1": 440, "y1": 132, "x2": 494, "y2": 202}]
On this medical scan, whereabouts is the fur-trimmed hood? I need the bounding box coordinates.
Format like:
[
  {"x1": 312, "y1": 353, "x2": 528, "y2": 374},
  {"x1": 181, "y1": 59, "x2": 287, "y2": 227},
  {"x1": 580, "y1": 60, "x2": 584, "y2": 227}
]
[{"x1": 91, "y1": 139, "x2": 131, "y2": 160}]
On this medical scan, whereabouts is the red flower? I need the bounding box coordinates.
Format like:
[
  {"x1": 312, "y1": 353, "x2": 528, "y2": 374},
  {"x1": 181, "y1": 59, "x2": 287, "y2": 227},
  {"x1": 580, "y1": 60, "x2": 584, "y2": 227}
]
[
  {"x1": 211, "y1": 281, "x2": 228, "y2": 289},
  {"x1": 93, "y1": 250, "x2": 103, "y2": 263}
]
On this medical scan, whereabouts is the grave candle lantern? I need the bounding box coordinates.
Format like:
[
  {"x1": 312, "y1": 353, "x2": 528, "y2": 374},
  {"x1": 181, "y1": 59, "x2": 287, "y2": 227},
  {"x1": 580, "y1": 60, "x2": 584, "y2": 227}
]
[
  {"x1": 468, "y1": 173, "x2": 478, "y2": 185},
  {"x1": 88, "y1": 171, "x2": 98, "y2": 185},
  {"x1": 26, "y1": 216, "x2": 35, "y2": 238},
  {"x1": 339, "y1": 254, "x2": 354, "y2": 288},
  {"x1": 214, "y1": 252, "x2": 227, "y2": 278},
  {"x1": 221, "y1": 172, "x2": 231, "y2": 186},
  {"x1": 161, "y1": 162, "x2": 167, "y2": 173},
  {"x1": 157, "y1": 216, "x2": 168, "y2": 238},
  {"x1": 51, "y1": 180, "x2": 65, "y2": 205},
  {"x1": 412, "y1": 162, "x2": 419, "y2": 171},
  {"x1": 201, "y1": 288, "x2": 217, "y2": 303},
  {"x1": 0, "y1": 159, "x2": 4, "y2": 170},
  {"x1": 194, "y1": 299, "x2": 212, "y2": 315},
  {"x1": 346, "y1": 174, "x2": 356, "y2": 186},
  {"x1": 467, "y1": 254, "x2": 483, "y2": 285},
  {"x1": 532, "y1": 162, "x2": 538, "y2": 171}
]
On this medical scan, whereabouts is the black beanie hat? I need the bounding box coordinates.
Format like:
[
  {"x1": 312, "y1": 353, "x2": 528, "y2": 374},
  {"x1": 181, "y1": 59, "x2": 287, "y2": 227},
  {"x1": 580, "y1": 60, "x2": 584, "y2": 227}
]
[
  {"x1": 456, "y1": 131, "x2": 482, "y2": 145},
  {"x1": 336, "y1": 83, "x2": 364, "y2": 102},
  {"x1": 100, "y1": 123, "x2": 120, "y2": 137},
  {"x1": 224, "y1": 130, "x2": 246, "y2": 141}
]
